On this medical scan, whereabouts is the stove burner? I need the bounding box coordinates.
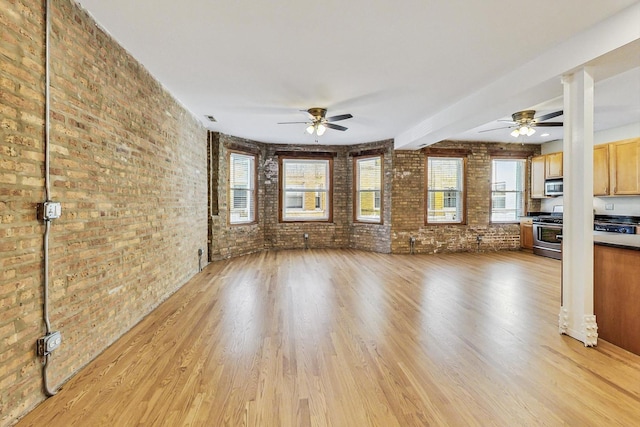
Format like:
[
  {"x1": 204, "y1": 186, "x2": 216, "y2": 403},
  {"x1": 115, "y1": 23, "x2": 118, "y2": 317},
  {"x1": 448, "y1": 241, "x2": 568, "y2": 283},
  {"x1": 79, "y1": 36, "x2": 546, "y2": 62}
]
[
  {"x1": 532, "y1": 215, "x2": 563, "y2": 225},
  {"x1": 594, "y1": 223, "x2": 636, "y2": 234}
]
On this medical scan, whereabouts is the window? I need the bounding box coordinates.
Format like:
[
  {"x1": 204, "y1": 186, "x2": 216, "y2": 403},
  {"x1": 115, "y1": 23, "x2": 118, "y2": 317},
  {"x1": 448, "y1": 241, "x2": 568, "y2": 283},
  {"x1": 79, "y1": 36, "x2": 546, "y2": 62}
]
[
  {"x1": 229, "y1": 152, "x2": 256, "y2": 224},
  {"x1": 354, "y1": 155, "x2": 382, "y2": 223},
  {"x1": 491, "y1": 158, "x2": 525, "y2": 222},
  {"x1": 426, "y1": 157, "x2": 465, "y2": 224},
  {"x1": 281, "y1": 158, "x2": 332, "y2": 221}
]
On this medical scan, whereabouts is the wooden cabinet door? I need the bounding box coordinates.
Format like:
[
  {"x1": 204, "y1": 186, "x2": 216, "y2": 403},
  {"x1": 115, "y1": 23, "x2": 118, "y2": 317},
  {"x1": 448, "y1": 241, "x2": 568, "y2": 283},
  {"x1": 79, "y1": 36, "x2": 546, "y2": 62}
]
[
  {"x1": 520, "y1": 223, "x2": 533, "y2": 250},
  {"x1": 593, "y1": 145, "x2": 610, "y2": 196},
  {"x1": 610, "y1": 138, "x2": 640, "y2": 195},
  {"x1": 545, "y1": 152, "x2": 563, "y2": 179},
  {"x1": 531, "y1": 155, "x2": 546, "y2": 198}
]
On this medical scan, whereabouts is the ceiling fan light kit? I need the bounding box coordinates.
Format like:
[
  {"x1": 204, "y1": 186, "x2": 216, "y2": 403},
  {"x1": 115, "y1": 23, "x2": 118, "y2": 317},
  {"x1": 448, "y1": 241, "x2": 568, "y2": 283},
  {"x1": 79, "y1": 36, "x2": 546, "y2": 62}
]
[
  {"x1": 306, "y1": 123, "x2": 327, "y2": 136},
  {"x1": 511, "y1": 125, "x2": 536, "y2": 138},
  {"x1": 280, "y1": 107, "x2": 353, "y2": 137},
  {"x1": 483, "y1": 109, "x2": 563, "y2": 139}
]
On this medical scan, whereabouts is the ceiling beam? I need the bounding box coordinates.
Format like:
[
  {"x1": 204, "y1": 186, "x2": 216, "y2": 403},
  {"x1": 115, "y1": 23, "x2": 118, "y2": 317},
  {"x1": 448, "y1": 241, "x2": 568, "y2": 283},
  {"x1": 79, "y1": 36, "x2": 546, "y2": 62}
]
[{"x1": 394, "y1": 3, "x2": 640, "y2": 150}]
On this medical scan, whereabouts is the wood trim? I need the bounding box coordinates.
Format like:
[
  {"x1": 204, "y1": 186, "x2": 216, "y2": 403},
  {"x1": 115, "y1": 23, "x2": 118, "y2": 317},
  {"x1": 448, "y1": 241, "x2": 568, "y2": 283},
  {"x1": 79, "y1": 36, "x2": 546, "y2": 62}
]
[
  {"x1": 422, "y1": 148, "x2": 472, "y2": 157},
  {"x1": 349, "y1": 147, "x2": 388, "y2": 158},
  {"x1": 227, "y1": 150, "x2": 258, "y2": 226},
  {"x1": 224, "y1": 141, "x2": 260, "y2": 155},
  {"x1": 274, "y1": 150, "x2": 338, "y2": 158},
  {"x1": 488, "y1": 157, "x2": 527, "y2": 224},
  {"x1": 488, "y1": 149, "x2": 535, "y2": 158},
  {"x1": 424, "y1": 155, "x2": 467, "y2": 225},
  {"x1": 279, "y1": 156, "x2": 334, "y2": 223},
  {"x1": 353, "y1": 154, "x2": 384, "y2": 225}
]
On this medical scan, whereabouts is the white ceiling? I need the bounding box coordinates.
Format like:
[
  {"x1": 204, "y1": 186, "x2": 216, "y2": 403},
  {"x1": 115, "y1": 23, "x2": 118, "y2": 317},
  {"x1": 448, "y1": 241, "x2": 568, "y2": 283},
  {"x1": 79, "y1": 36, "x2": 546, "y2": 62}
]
[{"x1": 75, "y1": 0, "x2": 640, "y2": 149}]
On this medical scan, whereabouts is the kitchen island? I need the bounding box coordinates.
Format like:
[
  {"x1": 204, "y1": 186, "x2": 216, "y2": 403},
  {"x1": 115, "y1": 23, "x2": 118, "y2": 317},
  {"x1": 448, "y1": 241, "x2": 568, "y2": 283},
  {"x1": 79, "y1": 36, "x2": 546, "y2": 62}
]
[{"x1": 594, "y1": 231, "x2": 640, "y2": 356}]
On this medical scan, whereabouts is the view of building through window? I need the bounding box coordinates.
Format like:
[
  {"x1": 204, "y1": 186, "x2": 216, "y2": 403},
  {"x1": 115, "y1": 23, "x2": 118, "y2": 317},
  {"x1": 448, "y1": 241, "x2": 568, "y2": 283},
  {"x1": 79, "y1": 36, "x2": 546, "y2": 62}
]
[
  {"x1": 282, "y1": 158, "x2": 331, "y2": 221},
  {"x1": 426, "y1": 157, "x2": 464, "y2": 223},
  {"x1": 229, "y1": 152, "x2": 255, "y2": 224},
  {"x1": 355, "y1": 156, "x2": 382, "y2": 223},
  {"x1": 491, "y1": 158, "x2": 525, "y2": 222}
]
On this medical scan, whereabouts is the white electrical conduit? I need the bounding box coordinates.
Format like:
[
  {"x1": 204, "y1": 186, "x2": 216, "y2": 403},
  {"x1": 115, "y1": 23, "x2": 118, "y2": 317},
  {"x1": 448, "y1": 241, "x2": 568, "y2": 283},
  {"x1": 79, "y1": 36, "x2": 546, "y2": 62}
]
[{"x1": 42, "y1": 0, "x2": 57, "y2": 397}]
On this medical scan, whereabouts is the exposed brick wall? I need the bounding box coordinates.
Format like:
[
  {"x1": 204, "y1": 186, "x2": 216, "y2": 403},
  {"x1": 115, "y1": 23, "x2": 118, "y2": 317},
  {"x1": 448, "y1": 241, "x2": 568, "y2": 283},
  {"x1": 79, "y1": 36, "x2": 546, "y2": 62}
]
[
  {"x1": 263, "y1": 142, "x2": 350, "y2": 250},
  {"x1": 0, "y1": 1, "x2": 208, "y2": 425},
  {"x1": 391, "y1": 141, "x2": 541, "y2": 254},
  {"x1": 347, "y1": 141, "x2": 393, "y2": 253},
  {"x1": 208, "y1": 135, "x2": 266, "y2": 260},
  {"x1": 207, "y1": 137, "x2": 394, "y2": 258},
  {"x1": 1, "y1": 1, "x2": 546, "y2": 425}
]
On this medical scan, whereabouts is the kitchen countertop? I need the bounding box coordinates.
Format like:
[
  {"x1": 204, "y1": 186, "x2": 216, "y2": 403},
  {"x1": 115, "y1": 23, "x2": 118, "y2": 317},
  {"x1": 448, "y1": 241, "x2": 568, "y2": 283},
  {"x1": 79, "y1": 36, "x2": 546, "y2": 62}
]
[{"x1": 594, "y1": 231, "x2": 640, "y2": 251}]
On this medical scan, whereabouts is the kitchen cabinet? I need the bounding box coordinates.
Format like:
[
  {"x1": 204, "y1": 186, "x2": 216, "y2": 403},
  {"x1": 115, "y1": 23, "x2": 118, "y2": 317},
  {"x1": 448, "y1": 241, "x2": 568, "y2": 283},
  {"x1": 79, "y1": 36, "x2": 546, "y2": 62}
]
[
  {"x1": 545, "y1": 152, "x2": 563, "y2": 179},
  {"x1": 593, "y1": 145, "x2": 609, "y2": 196},
  {"x1": 594, "y1": 243, "x2": 640, "y2": 356},
  {"x1": 531, "y1": 152, "x2": 562, "y2": 199},
  {"x1": 610, "y1": 138, "x2": 640, "y2": 195},
  {"x1": 531, "y1": 155, "x2": 546, "y2": 199},
  {"x1": 520, "y1": 219, "x2": 533, "y2": 250}
]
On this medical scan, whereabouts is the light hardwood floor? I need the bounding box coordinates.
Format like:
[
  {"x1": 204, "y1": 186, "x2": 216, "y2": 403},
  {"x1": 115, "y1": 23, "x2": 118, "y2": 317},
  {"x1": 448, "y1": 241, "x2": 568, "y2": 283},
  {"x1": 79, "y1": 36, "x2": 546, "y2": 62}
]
[{"x1": 17, "y1": 250, "x2": 640, "y2": 426}]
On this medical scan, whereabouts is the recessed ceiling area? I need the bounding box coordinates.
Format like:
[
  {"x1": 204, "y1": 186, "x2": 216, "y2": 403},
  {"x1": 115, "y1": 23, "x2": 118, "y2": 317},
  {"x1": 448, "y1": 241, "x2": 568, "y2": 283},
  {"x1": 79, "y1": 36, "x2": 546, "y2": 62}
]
[
  {"x1": 451, "y1": 64, "x2": 640, "y2": 144},
  {"x1": 76, "y1": 0, "x2": 640, "y2": 148}
]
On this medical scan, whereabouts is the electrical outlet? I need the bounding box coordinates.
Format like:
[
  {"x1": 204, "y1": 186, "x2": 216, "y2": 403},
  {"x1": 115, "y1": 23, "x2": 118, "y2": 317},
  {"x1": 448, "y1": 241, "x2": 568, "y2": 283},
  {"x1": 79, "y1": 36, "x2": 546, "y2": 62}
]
[
  {"x1": 37, "y1": 331, "x2": 62, "y2": 356},
  {"x1": 303, "y1": 233, "x2": 309, "y2": 240},
  {"x1": 476, "y1": 235, "x2": 483, "y2": 242}
]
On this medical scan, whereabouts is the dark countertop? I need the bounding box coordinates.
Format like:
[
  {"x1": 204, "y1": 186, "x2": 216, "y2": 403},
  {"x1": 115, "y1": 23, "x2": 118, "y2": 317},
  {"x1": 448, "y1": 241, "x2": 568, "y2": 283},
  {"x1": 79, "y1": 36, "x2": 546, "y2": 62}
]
[{"x1": 594, "y1": 231, "x2": 640, "y2": 251}]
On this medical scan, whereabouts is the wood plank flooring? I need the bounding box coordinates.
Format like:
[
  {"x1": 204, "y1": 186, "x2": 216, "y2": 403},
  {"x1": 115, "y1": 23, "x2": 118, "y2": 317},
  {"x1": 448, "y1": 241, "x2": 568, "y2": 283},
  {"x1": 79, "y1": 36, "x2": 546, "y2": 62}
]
[{"x1": 17, "y1": 250, "x2": 640, "y2": 426}]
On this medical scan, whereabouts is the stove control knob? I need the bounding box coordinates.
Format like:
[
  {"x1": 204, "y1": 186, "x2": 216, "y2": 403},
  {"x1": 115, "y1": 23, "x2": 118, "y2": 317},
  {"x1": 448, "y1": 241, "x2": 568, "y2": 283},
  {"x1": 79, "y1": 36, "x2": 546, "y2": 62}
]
[{"x1": 620, "y1": 228, "x2": 627, "y2": 233}]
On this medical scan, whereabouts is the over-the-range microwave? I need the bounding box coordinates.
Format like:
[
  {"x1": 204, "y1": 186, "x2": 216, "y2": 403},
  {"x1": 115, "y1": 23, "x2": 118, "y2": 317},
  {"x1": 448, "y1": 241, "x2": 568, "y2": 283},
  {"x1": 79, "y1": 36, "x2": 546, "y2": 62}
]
[{"x1": 545, "y1": 179, "x2": 563, "y2": 196}]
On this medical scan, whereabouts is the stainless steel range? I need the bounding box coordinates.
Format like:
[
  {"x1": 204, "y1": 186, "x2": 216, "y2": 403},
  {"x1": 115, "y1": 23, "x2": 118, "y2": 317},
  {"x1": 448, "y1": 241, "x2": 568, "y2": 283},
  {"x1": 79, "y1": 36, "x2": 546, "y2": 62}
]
[{"x1": 532, "y1": 214, "x2": 563, "y2": 260}]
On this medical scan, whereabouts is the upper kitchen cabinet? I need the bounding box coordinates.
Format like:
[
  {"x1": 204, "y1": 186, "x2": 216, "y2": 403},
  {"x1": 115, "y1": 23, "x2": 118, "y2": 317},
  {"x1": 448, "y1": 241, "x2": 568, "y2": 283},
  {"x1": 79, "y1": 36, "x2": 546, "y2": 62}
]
[
  {"x1": 531, "y1": 152, "x2": 563, "y2": 199},
  {"x1": 593, "y1": 145, "x2": 610, "y2": 196},
  {"x1": 610, "y1": 138, "x2": 640, "y2": 195},
  {"x1": 531, "y1": 155, "x2": 546, "y2": 198},
  {"x1": 545, "y1": 152, "x2": 563, "y2": 179}
]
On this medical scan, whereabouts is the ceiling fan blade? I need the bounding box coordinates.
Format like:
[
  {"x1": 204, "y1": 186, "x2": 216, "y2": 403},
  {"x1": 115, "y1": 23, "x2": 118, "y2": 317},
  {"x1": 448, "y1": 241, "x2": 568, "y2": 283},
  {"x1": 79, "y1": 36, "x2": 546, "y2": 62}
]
[
  {"x1": 479, "y1": 126, "x2": 514, "y2": 133},
  {"x1": 278, "y1": 121, "x2": 309, "y2": 124},
  {"x1": 535, "y1": 110, "x2": 563, "y2": 122},
  {"x1": 325, "y1": 123, "x2": 348, "y2": 131},
  {"x1": 535, "y1": 122, "x2": 563, "y2": 127},
  {"x1": 326, "y1": 113, "x2": 353, "y2": 122}
]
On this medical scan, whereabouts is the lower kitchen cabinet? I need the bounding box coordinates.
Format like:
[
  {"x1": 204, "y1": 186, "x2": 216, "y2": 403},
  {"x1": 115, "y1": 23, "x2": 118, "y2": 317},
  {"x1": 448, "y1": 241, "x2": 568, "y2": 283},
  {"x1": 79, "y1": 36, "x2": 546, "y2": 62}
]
[
  {"x1": 594, "y1": 244, "x2": 640, "y2": 356},
  {"x1": 520, "y1": 219, "x2": 533, "y2": 250}
]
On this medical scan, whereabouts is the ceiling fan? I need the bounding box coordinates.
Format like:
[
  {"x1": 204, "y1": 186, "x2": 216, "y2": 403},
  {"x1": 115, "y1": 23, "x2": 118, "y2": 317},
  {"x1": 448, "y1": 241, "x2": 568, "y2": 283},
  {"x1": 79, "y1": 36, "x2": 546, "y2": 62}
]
[
  {"x1": 481, "y1": 110, "x2": 563, "y2": 137},
  {"x1": 278, "y1": 107, "x2": 353, "y2": 136}
]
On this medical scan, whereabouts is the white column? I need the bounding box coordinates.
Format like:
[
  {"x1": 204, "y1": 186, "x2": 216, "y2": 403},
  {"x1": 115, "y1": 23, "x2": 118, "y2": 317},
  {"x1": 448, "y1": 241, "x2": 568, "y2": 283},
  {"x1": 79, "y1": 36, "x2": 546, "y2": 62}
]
[{"x1": 559, "y1": 68, "x2": 597, "y2": 346}]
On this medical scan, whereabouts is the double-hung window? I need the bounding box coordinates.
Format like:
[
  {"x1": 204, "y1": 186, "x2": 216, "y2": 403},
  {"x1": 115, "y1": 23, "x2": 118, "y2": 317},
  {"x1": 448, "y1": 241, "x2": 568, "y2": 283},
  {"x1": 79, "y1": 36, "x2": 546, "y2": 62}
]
[
  {"x1": 354, "y1": 155, "x2": 382, "y2": 223},
  {"x1": 229, "y1": 152, "x2": 256, "y2": 224},
  {"x1": 426, "y1": 156, "x2": 465, "y2": 224},
  {"x1": 491, "y1": 158, "x2": 525, "y2": 222},
  {"x1": 281, "y1": 157, "x2": 332, "y2": 222}
]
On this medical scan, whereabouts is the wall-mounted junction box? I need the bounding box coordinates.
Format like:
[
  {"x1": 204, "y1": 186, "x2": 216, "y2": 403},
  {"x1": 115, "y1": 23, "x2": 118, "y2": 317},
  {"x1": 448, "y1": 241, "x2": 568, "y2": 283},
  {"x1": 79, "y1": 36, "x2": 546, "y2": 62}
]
[
  {"x1": 37, "y1": 331, "x2": 62, "y2": 356},
  {"x1": 38, "y1": 201, "x2": 62, "y2": 221}
]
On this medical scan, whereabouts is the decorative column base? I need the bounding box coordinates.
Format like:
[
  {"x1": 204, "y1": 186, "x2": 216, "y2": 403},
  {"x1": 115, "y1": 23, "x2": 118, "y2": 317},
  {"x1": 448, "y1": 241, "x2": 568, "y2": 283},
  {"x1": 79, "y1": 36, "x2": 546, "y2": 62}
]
[
  {"x1": 558, "y1": 306, "x2": 569, "y2": 335},
  {"x1": 582, "y1": 315, "x2": 598, "y2": 347}
]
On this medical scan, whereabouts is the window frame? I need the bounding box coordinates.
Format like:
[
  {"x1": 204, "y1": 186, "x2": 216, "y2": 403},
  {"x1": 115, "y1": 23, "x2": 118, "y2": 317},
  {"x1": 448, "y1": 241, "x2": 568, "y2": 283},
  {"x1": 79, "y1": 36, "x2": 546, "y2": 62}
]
[
  {"x1": 490, "y1": 157, "x2": 527, "y2": 224},
  {"x1": 279, "y1": 155, "x2": 333, "y2": 223},
  {"x1": 227, "y1": 150, "x2": 258, "y2": 226},
  {"x1": 353, "y1": 154, "x2": 383, "y2": 224},
  {"x1": 424, "y1": 154, "x2": 467, "y2": 225}
]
